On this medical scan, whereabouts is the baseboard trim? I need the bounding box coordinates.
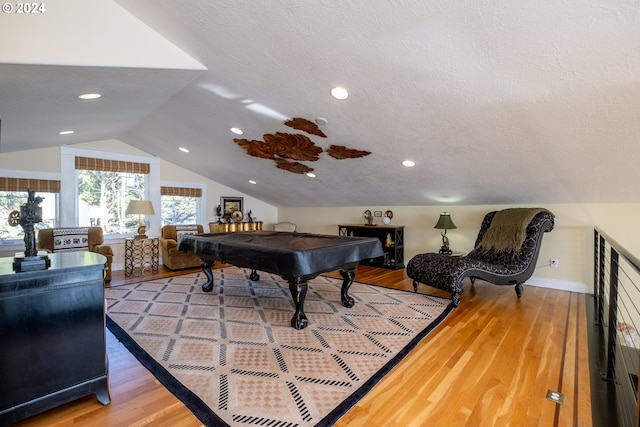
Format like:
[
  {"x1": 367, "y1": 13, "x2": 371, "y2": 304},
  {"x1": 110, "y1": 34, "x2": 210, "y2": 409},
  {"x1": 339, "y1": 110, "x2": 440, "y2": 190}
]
[{"x1": 526, "y1": 276, "x2": 588, "y2": 293}]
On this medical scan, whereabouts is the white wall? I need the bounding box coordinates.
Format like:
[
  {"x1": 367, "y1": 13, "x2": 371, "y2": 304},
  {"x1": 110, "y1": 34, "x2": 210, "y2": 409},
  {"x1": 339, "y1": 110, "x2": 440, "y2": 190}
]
[{"x1": 278, "y1": 203, "x2": 640, "y2": 293}]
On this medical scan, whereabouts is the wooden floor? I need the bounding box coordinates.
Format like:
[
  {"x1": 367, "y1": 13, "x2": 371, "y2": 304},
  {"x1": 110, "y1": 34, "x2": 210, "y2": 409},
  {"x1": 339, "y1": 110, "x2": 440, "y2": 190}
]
[{"x1": 15, "y1": 265, "x2": 592, "y2": 427}]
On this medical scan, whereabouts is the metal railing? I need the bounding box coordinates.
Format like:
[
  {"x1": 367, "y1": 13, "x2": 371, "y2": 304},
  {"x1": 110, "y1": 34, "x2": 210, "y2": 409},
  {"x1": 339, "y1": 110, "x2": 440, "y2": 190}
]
[{"x1": 592, "y1": 227, "x2": 640, "y2": 427}]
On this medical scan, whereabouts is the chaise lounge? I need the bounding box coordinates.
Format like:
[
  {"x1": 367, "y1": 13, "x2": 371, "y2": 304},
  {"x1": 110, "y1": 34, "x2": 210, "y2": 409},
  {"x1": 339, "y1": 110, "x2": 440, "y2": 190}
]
[{"x1": 407, "y1": 208, "x2": 554, "y2": 306}]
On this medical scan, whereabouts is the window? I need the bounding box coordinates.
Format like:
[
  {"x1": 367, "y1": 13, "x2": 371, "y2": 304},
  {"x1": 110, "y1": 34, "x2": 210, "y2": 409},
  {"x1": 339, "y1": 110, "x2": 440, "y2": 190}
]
[
  {"x1": 161, "y1": 186, "x2": 203, "y2": 226},
  {"x1": 0, "y1": 177, "x2": 59, "y2": 241},
  {"x1": 75, "y1": 156, "x2": 150, "y2": 235}
]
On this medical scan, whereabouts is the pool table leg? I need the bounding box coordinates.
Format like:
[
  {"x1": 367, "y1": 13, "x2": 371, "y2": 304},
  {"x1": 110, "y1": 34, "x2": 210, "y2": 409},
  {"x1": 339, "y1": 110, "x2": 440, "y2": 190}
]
[
  {"x1": 288, "y1": 279, "x2": 309, "y2": 329},
  {"x1": 339, "y1": 269, "x2": 356, "y2": 308},
  {"x1": 201, "y1": 259, "x2": 215, "y2": 292}
]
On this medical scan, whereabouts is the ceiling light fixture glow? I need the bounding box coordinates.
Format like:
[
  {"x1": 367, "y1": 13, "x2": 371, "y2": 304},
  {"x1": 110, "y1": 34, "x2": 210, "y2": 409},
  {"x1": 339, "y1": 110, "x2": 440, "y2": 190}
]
[
  {"x1": 249, "y1": 180, "x2": 257, "y2": 185},
  {"x1": 78, "y1": 93, "x2": 101, "y2": 100},
  {"x1": 230, "y1": 127, "x2": 244, "y2": 135},
  {"x1": 306, "y1": 172, "x2": 316, "y2": 178},
  {"x1": 59, "y1": 130, "x2": 74, "y2": 135},
  {"x1": 179, "y1": 147, "x2": 189, "y2": 153},
  {"x1": 330, "y1": 86, "x2": 349, "y2": 100},
  {"x1": 402, "y1": 160, "x2": 415, "y2": 167},
  {"x1": 244, "y1": 102, "x2": 289, "y2": 121}
]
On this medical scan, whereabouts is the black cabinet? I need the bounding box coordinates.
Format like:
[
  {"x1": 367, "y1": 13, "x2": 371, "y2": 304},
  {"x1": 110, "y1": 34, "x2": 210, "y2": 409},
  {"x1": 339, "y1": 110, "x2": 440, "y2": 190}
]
[
  {"x1": 0, "y1": 252, "x2": 110, "y2": 425},
  {"x1": 339, "y1": 224, "x2": 405, "y2": 269}
]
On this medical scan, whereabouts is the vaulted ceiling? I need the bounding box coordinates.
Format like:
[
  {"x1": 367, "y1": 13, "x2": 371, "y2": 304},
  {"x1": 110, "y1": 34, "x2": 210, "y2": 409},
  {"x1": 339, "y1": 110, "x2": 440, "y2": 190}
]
[{"x1": 1, "y1": 0, "x2": 639, "y2": 207}]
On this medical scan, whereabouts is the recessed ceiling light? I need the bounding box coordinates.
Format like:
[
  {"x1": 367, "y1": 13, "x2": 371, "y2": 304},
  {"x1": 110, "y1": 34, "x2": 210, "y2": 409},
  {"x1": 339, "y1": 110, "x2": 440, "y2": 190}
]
[
  {"x1": 330, "y1": 86, "x2": 349, "y2": 100},
  {"x1": 306, "y1": 172, "x2": 316, "y2": 178},
  {"x1": 59, "y1": 130, "x2": 74, "y2": 135},
  {"x1": 78, "y1": 93, "x2": 101, "y2": 100},
  {"x1": 230, "y1": 127, "x2": 244, "y2": 135},
  {"x1": 315, "y1": 117, "x2": 328, "y2": 126},
  {"x1": 249, "y1": 180, "x2": 257, "y2": 185},
  {"x1": 179, "y1": 147, "x2": 189, "y2": 153},
  {"x1": 402, "y1": 160, "x2": 415, "y2": 167}
]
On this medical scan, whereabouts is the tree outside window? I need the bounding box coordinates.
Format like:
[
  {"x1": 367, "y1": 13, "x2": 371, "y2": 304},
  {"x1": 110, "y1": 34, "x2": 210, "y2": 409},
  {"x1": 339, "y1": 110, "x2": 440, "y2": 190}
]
[
  {"x1": 161, "y1": 195, "x2": 198, "y2": 225},
  {"x1": 77, "y1": 170, "x2": 144, "y2": 234},
  {"x1": 74, "y1": 155, "x2": 151, "y2": 235},
  {"x1": 0, "y1": 191, "x2": 57, "y2": 240},
  {"x1": 160, "y1": 186, "x2": 202, "y2": 226}
]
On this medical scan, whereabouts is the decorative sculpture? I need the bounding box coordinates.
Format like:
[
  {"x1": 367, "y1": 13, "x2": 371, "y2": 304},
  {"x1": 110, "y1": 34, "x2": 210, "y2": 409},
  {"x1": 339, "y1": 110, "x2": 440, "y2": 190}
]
[
  {"x1": 8, "y1": 189, "x2": 50, "y2": 272},
  {"x1": 234, "y1": 117, "x2": 372, "y2": 174}
]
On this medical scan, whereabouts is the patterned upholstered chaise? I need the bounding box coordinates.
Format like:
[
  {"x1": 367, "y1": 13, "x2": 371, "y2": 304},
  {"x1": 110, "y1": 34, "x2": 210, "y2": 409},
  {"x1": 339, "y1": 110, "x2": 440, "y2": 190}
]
[
  {"x1": 407, "y1": 208, "x2": 554, "y2": 307},
  {"x1": 37, "y1": 226, "x2": 113, "y2": 282}
]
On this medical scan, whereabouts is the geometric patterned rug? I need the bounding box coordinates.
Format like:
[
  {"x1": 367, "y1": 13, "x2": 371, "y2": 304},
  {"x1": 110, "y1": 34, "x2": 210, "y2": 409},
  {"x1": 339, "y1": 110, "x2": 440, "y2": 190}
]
[{"x1": 105, "y1": 267, "x2": 453, "y2": 426}]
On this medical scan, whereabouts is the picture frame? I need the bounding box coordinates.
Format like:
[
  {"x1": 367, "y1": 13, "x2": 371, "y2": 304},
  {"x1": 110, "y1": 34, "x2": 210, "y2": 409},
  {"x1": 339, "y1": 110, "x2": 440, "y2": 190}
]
[
  {"x1": 220, "y1": 196, "x2": 243, "y2": 217},
  {"x1": 374, "y1": 210, "x2": 383, "y2": 217}
]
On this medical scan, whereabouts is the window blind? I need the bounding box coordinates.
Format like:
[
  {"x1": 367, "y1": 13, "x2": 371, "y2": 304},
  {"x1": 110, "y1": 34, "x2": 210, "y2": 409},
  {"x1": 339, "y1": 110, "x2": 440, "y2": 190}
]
[
  {"x1": 75, "y1": 156, "x2": 150, "y2": 174},
  {"x1": 161, "y1": 186, "x2": 202, "y2": 198},
  {"x1": 0, "y1": 177, "x2": 61, "y2": 192}
]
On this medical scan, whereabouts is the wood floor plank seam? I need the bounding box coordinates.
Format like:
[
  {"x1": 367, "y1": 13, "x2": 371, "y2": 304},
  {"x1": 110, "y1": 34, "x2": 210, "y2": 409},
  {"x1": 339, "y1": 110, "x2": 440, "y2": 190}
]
[
  {"x1": 573, "y1": 293, "x2": 580, "y2": 427},
  {"x1": 553, "y1": 291, "x2": 573, "y2": 427},
  {"x1": 13, "y1": 266, "x2": 593, "y2": 427}
]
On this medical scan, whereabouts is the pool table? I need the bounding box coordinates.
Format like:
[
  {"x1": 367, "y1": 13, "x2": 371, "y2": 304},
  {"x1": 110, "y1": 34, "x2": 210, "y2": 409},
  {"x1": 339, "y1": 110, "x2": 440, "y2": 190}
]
[{"x1": 178, "y1": 230, "x2": 384, "y2": 329}]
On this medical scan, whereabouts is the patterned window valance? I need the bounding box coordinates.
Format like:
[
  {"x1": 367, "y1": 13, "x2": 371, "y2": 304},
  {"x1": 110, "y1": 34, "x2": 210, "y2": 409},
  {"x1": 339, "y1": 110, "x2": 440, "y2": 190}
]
[
  {"x1": 75, "y1": 156, "x2": 150, "y2": 174},
  {"x1": 0, "y1": 177, "x2": 60, "y2": 192},
  {"x1": 161, "y1": 186, "x2": 202, "y2": 198}
]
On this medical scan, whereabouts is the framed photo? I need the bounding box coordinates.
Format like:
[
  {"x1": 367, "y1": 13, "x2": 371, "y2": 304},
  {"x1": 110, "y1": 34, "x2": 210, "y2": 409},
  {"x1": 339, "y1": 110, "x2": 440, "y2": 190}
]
[
  {"x1": 221, "y1": 196, "x2": 243, "y2": 216},
  {"x1": 374, "y1": 210, "x2": 383, "y2": 217}
]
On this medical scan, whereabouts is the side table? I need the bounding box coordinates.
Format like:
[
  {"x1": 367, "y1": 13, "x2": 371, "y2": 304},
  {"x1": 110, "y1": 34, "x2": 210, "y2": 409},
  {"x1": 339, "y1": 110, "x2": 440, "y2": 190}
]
[{"x1": 125, "y1": 237, "x2": 159, "y2": 277}]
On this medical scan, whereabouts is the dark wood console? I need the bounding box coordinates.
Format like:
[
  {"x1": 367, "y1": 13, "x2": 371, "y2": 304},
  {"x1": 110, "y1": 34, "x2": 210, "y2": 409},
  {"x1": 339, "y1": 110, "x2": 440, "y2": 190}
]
[
  {"x1": 0, "y1": 252, "x2": 110, "y2": 425},
  {"x1": 338, "y1": 224, "x2": 405, "y2": 269}
]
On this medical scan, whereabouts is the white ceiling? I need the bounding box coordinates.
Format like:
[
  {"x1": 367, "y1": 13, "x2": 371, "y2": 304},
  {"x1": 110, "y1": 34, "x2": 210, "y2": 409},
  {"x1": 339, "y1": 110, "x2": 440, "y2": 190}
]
[{"x1": 1, "y1": 0, "x2": 639, "y2": 207}]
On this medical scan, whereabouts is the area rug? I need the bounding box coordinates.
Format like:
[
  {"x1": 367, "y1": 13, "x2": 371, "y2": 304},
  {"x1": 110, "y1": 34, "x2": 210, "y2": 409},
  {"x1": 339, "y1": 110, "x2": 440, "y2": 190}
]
[{"x1": 105, "y1": 267, "x2": 453, "y2": 426}]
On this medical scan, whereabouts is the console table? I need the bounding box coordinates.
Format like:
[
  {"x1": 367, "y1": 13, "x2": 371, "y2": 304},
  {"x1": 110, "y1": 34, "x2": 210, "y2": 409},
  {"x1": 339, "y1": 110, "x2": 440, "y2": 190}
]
[
  {"x1": 338, "y1": 224, "x2": 405, "y2": 269},
  {"x1": 0, "y1": 252, "x2": 110, "y2": 425}
]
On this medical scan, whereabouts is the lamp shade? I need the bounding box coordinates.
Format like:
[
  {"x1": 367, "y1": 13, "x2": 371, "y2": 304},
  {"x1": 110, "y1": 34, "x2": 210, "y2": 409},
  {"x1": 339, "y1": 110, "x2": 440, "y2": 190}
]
[
  {"x1": 434, "y1": 212, "x2": 457, "y2": 230},
  {"x1": 125, "y1": 200, "x2": 155, "y2": 216}
]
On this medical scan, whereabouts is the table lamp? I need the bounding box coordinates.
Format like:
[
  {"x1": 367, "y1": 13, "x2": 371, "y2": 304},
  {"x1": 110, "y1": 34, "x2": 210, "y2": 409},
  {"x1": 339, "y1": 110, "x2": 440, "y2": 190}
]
[
  {"x1": 125, "y1": 200, "x2": 155, "y2": 239},
  {"x1": 434, "y1": 212, "x2": 456, "y2": 255}
]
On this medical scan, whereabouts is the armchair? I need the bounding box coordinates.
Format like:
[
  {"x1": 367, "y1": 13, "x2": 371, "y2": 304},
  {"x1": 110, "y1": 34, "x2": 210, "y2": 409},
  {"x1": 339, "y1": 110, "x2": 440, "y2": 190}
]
[
  {"x1": 37, "y1": 227, "x2": 113, "y2": 282},
  {"x1": 407, "y1": 208, "x2": 554, "y2": 306},
  {"x1": 160, "y1": 224, "x2": 205, "y2": 270}
]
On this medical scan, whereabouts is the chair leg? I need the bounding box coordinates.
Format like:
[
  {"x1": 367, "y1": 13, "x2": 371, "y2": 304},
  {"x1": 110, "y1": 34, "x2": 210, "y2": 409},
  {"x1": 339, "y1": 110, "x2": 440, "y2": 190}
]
[
  {"x1": 412, "y1": 279, "x2": 420, "y2": 292},
  {"x1": 451, "y1": 292, "x2": 460, "y2": 307},
  {"x1": 515, "y1": 283, "x2": 523, "y2": 298}
]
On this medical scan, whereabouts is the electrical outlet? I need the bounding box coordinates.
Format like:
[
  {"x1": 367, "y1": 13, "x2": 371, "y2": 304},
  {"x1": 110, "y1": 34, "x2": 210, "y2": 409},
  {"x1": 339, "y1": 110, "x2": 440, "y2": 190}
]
[{"x1": 550, "y1": 258, "x2": 558, "y2": 268}]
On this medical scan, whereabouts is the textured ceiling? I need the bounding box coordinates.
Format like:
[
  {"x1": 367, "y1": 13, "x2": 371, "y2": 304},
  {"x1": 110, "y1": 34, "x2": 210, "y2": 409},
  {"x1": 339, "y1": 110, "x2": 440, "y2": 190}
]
[{"x1": 1, "y1": 0, "x2": 639, "y2": 207}]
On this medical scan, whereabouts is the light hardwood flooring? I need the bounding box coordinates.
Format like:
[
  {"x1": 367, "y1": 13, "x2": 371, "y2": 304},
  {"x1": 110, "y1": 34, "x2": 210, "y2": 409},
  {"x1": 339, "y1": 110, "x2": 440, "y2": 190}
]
[{"x1": 15, "y1": 265, "x2": 592, "y2": 427}]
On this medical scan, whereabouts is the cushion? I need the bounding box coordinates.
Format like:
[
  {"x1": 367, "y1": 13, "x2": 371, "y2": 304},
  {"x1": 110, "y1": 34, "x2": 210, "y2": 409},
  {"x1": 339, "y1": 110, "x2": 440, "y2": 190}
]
[
  {"x1": 477, "y1": 208, "x2": 553, "y2": 252},
  {"x1": 53, "y1": 227, "x2": 90, "y2": 252},
  {"x1": 176, "y1": 225, "x2": 200, "y2": 237}
]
